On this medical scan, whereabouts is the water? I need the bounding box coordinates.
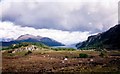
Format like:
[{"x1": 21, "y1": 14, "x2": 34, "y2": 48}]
[{"x1": 52, "y1": 44, "x2": 77, "y2": 49}]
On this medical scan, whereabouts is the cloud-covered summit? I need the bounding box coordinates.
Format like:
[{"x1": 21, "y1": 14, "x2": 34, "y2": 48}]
[{"x1": 1, "y1": 0, "x2": 118, "y2": 33}]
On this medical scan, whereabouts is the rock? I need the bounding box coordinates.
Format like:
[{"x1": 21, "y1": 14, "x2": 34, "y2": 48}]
[
  {"x1": 12, "y1": 51, "x2": 16, "y2": 53},
  {"x1": 64, "y1": 58, "x2": 68, "y2": 61},
  {"x1": 50, "y1": 58, "x2": 53, "y2": 60},
  {"x1": 11, "y1": 45, "x2": 39, "y2": 53},
  {"x1": 90, "y1": 59, "x2": 93, "y2": 62},
  {"x1": 62, "y1": 61, "x2": 64, "y2": 63}
]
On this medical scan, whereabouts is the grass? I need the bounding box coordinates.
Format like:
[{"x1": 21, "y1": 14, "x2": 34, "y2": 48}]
[
  {"x1": 79, "y1": 53, "x2": 88, "y2": 58},
  {"x1": 2, "y1": 49, "x2": 120, "y2": 72},
  {"x1": 51, "y1": 47, "x2": 76, "y2": 51},
  {"x1": 1, "y1": 42, "x2": 49, "y2": 50},
  {"x1": 2, "y1": 49, "x2": 99, "y2": 57},
  {"x1": 2, "y1": 43, "x2": 120, "y2": 73}
]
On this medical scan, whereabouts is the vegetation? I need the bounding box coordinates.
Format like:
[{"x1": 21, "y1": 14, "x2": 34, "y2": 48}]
[
  {"x1": 51, "y1": 48, "x2": 76, "y2": 51},
  {"x1": 79, "y1": 41, "x2": 105, "y2": 50},
  {"x1": 2, "y1": 49, "x2": 120, "y2": 72},
  {"x1": 7, "y1": 50, "x2": 13, "y2": 53},
  {"x1": 79, "y1": 53, "x2": 88, "y2": 58},
  {"x1": 25, "y1": 50, "x2": 32, "y2": 55},
  {"x1": 2, "y1": 42, "x2": 30, "y2": 50},
  {"x1": 65, "y1": 55, "x2": 69, "y2": 58},
  {"x1": 1, "y1": 42, "x2": 49, "y2": 50},
  {"x1": 32, "y1": 42, "x2": 49, "y2": 49},
  {"x1": 99, "y1": 52, "x2": 108, "y2": 58}
]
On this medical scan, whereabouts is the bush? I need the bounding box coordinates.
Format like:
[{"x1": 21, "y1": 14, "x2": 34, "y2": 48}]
[
  {"x1": 32, "y1": 42, "x2": 49, "y2": 49},
  {"x1": 99, "y1": 52, "x2": 106, "y2": 58},
  {"x1": 9, "y1": 53, "x2": 15, "y2": 56},
  {"x1": 79, "y1": 53, "x2": 88, "y2": 58},
  {"x1": 25, "y1": 50, "x2": 32, "y2": 55},
  {"x1": 8, "y1": 50, "x2": 13, "y2": 53},
  {"x1": 51, "y1": 48, "x2": 75, "y2": 51},
  {"x1": 65, "y1": 56, "x2": 69, "y2": 58},
  {"x1": 2, "y1": 42, "x2": 49, "y2": 50}
]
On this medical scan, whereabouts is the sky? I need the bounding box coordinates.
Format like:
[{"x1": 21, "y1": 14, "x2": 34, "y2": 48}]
[{"x1": 0, "y1": 0, "x2": 119, "y2": 45}]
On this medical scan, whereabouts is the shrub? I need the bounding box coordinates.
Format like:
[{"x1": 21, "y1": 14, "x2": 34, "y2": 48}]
[
  {"x1": 79, "y1": 53, "x2": 88, "y2": 58},
  {"x1": 51, "y1": 48, "x2": 75, "y2": 51},
  {"x1": 65, "y1": 56, "x2": 69, "y2": 58},
  {"x1": 99, "y1": 52, "x2": 107, "y2": 58},
  {"x1": 9, "y1": 53, "x2": 15, "y2": 56},
  {"x1": 8, "y1": 50, "x2": 13, "y2": 53},
  {"x1": 25, "y1": 50, "x2": 32, "y2": 55}
]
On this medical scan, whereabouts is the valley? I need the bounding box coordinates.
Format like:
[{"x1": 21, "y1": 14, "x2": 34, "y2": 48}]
[
  {"x1": 1, "y1": 1, "x2": 120, "y2": 73},
  {"x1": 1, "y1": 24, "x2": 120, "y2": 73}
]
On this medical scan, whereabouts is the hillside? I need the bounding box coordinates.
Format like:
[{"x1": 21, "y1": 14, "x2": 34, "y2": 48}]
[
  {"x1": 1, "y1": 42, "x2": 50, "y2": 54},
  {"x1": 76, "y1": 24, "x2": 120, "y2": 50}
]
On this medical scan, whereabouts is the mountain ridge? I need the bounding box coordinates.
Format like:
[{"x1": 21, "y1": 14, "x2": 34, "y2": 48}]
[
  {"x1": 1, "y1": 34, "x2": 65, "y2": 47},
  {"x1": 16, "y1": 34, "x2": 43, "y2": 41},
  {"x1": 76, "y1": 24, "x2": 120, "y2": 50}
]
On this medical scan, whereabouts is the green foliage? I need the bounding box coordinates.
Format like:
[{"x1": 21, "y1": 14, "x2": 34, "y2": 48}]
[
  {"x1": 51, "y1": 48, "x2": 76, "y2": 51},
  {"x1": 79, "y1": 41, "x2": 105, "y2": 50},
  {"x1": 2, "y1": 42, "x2": 30, "y2": 50},
  {"x1": 99, "y1": 52, "x2": 104, "y2": 57},
  {"x1": 65, "y1": 56, "x2": 69, "y2": 58},
  {"x1": 9, "y1": 53, "x2": 15, "y2": 56},
  {"x1": 79, "y1": 53, "x2": 88, "y2": 58},
  {"x1": 1, "y1": 47, "x2": 9, "y2": 50},
  {"x1": 7, "y1": 50, "x2": 13, "y2": 53},
  {"x1": 2, "y1": 42, "x2": 49, "y2": 50},
  {"x1": 99, "y1": 51, "x2": 108, "y2": 58},
  {"x1": 32, "y1": 42, "x2": 49, "y2": 49},
  {"x1": 80, "y1": 47, "x2": 89, "y2": 50}
]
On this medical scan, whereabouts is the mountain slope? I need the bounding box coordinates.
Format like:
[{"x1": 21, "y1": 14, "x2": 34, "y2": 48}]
[
  {"x1": 76, "y1": 24, "x2": 120, "y2": 50},
  {"x1": 40, "y1": 37, "x2": 64, "y2": 46},
  {"x1": 2, "y1": 34, "x2": 64, "y2": 47}
]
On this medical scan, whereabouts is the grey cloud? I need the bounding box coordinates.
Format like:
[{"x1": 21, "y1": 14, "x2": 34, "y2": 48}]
[
  {"x1": 67, "y1": 2, "x2": 118, "y2": 33},
  {"x1": 118, "y1": 1, "x2": 120, "y2": 24},
  {"x1": 1, "y1": 1, "x2": 118, "y2": 33}
]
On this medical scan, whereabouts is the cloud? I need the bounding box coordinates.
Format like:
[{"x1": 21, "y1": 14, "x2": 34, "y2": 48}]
[
  {"x1": 0, "y1": 21, "x2": 90, "y2": 45},
  {"x1": 1, "y1": 0, "x2": 119, "y2": 33},
  {"x1": 118, "y1": 1, "x2": 120, "y2": 24}
]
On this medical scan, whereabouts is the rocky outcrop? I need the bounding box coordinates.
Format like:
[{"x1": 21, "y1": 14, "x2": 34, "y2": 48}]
[{"x1": 12, "y1": 45, "x2": 38, "y2": 53}]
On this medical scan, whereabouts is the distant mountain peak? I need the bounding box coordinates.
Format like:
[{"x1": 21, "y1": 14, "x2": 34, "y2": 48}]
[
  {"x1": 2, "y1": 34, "x2": 65, "y2": 47},
  {"x1": 17, "y1": 34, "x2": 43, "y2": 41}
]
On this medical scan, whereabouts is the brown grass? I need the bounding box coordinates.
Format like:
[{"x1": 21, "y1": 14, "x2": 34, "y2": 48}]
[{"x1": 2, "y1": 50, "x2": 120, "y2": 73}]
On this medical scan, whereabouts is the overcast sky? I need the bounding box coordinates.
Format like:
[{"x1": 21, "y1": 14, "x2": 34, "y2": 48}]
[{"x1": 0, "y1": 0, "x2": 119, "y2": 45}]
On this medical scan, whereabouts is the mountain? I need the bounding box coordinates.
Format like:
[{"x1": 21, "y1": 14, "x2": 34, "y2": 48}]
[
  {"x1": 17, "y1": 34, "x2": 43, "y2": 41},
  {"x1": 76, "y1": 24, "x2": 120, "y2": 50},
  {"x1": 0, "y1": 38, "x2": 14, "y2": 42},
  {"x1": 2, "y1": 34, "x2": 65, "y2": 47},
  {"x1": 40, "y1": 37, "x2": 65, "y2": 46}
]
